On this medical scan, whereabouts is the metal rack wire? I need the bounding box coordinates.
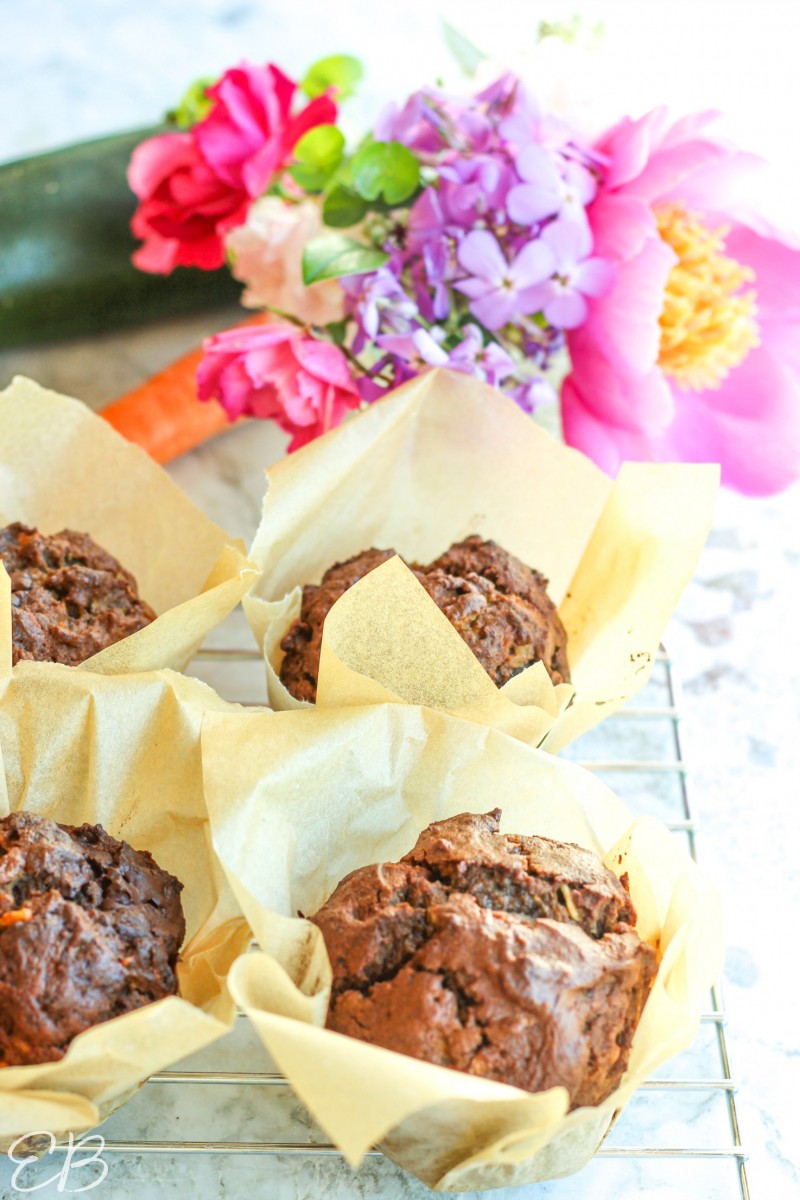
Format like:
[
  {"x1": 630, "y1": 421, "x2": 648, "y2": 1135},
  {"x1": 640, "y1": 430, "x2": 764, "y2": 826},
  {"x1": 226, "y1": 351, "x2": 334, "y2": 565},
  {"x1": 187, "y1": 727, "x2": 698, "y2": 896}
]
[{"x1": 85, "y1": 647, "x2": 750, "y2": 1198}]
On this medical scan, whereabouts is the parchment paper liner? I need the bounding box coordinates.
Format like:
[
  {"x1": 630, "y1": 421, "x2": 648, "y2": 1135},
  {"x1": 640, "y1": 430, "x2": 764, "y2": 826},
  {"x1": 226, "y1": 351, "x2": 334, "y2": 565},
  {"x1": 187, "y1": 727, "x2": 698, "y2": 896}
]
[
  {"x1": 243, "y1": 368, "x2": 718, "y2": 753},
  {"x1": 201, "y1": 700, "x2": 723, "y2": 1191},
  {"x1": 0, "y1": 660, "x2": 254, "y2": 1151},
  {"x1": 0, "y1": 377, "x2": 258, "y2": 675}
]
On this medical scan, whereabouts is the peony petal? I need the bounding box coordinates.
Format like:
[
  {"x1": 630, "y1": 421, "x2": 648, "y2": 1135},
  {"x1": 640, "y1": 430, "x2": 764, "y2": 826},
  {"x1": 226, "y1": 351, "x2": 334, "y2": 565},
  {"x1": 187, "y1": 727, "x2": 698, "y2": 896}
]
[
  {"x1": 575, "y1": 232, "x2": 676, "y2": 377},
  {"x1": 564, "y1": 337, "x2": 675, "y2": 431},
  {"x1": 660, "y1": 109, "x2": 722, "y2": 148},
  {"x1": 667, "y1": 147, "x2": 759, "y2": 211},
  {"x1": 588, "y1": 192, "x2": 656, "y2": 262},
  {"x1": 725, "y1": 225, "x2": 800, "y2": 321},
  {"x1": 627, "y1": 137, "x2": 730, "y2": 205},
  {"x1": 598, "y1": 108, "x2": 671, "y2": 189}
]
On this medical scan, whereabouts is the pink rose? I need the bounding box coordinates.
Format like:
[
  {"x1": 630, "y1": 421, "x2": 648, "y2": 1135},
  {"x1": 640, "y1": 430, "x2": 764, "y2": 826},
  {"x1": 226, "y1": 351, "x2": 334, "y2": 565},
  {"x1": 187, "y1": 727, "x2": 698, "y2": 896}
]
[
  {"x1": 226, "y1": 196, "x2": 344, "y2": 324},
  {"x1": 129, "y1": 62, "x2": 337, "y2": 273},
  {"x1": 562, "y1": 108, "x2": 800, "y2": 495},
  {"x1": 129, "y1": 133, "x2": 249, "y2": 272},
  {"x1": 197, "y1": 322, "x2": 361, "y2": 450},
  {"x1": 195, "y1": 63, "x2": 337, "y2": 199}
]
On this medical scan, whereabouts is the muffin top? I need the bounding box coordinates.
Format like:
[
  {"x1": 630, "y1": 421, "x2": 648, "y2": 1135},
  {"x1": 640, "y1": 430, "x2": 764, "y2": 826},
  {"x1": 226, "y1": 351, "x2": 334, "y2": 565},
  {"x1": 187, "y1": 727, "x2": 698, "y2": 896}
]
[
  {"x1": 280, "y1": 536, "x2": 569, "y2": 703},
  {"x1": 0, "y1": 811, "x2": 185, "y2": 1067},
  {"x1": 1, "y1": 522, "x2": 156, "y2": 667},
  {"x1": 311, "y1": 809, "x2": 657, "y2": 1108}
]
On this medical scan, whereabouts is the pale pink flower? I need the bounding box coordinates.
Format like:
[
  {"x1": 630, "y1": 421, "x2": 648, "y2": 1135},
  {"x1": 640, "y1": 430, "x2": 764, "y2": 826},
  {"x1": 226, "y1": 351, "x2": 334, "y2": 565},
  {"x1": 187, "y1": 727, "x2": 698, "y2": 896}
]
[
  {"x1": 225, "y1": 197, "x2": 344, "y2": 324},
  {"x1": 197, "y1": 322, "x2": 361, "y2": 450}
]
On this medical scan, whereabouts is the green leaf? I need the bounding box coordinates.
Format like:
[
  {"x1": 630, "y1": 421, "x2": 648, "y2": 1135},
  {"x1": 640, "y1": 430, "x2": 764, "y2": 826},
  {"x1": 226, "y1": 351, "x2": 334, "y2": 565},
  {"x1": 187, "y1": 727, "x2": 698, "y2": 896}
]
[
  {"x1": 301, "y1": 55, "x2": 363, "y2": 101},
  {"x1": 168, "y1": 77, "x2": 216, "y2": 129},
  {"x1": 324, "y1": 318, "x2": 350, "y2": 345},
  {"x1": 351, "y1": 141, "x2": 420, "y2": 206},
  {"x1": 440, "y1": 20, "x2": 488, "y2": 76},
  {"x1": 288, "y1": 124, "x2": 345, "y2": 192},
  {"x1": 323, "y1": 184, "x2": 369, "y2": 228},
  {"x1": 303, "y1": 235, "x2": 389, "y2": 284}
]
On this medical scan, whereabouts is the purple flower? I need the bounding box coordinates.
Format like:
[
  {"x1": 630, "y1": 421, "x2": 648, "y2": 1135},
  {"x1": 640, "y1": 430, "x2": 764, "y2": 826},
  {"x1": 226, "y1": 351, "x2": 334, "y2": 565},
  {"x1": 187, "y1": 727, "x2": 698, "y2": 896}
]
[
  {"x1": 526, "y1": 219, "x2": 615, "y2": 330},
  {"x1": 509, "y1": 375, "x2": 559, "y2": 414},
  {"x1": 341, "y1": 266, "x2": 417, "y2": 349},
  {"x1": 448, "y1": 324, "x2": 516, "y2": 387},
  {"x1": 507, "y1": 147, "x2": 599, "y2": 229},
  {"x1": 454, "y1": 229, "x2": 555, "y2": 329},
  {"x1": 506, "y1": 143, "x2": 564, "y2": 225},
  {"x1": 376, "y1": 327, "x2": 450, "y2": 369}
]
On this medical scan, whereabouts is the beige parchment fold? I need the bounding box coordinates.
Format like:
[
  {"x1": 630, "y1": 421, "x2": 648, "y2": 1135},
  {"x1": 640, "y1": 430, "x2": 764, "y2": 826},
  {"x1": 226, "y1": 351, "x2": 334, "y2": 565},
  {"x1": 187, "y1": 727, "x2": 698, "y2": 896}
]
[
  {"x1": 243, "y1": 368, "x2": 718, "y2": 750},
  {"x1": 0, "y1": 662, "x2": 255, "y2": 1150},
  {"x1": 201, "y1": 701, "x2": 723, "y2": 1191},
  {"x1": 0, "y1": 377, "x2": 258, "y2": 674}
]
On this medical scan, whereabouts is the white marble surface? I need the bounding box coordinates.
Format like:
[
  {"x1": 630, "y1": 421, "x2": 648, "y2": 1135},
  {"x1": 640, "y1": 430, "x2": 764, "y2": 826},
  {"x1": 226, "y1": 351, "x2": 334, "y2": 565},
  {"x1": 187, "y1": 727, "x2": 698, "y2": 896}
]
[{"x1": 1, "y1": 4, "x2": 799, "y2": 1198}]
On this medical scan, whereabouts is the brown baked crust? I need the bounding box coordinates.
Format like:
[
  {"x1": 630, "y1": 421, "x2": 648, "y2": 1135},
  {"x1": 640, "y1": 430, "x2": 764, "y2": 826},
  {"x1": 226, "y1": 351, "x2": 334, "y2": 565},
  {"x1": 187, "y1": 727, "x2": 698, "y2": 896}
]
[
  {"x1": 0, "y1": 811, "x2": 185, "y2": 1067},
  {"x1": 279, "y1": 547, "x2": 397, "y2": 703},
  {"x1": 311, "y1": 810, "x2": 657, "y2": 1108},
  {"x1": 279, "y1": 537, "x2": 569, "y2": 702},
  {"x1": 1, "y1": 523, "x2": 156, "y2": 667}
]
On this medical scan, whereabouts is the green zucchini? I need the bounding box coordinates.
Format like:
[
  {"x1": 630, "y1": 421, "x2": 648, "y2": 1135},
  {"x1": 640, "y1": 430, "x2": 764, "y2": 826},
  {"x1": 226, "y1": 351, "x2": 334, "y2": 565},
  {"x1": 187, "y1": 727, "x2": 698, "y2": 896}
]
[{"x1": 0, "y1": 128, "x2": 242, "y2": 348}]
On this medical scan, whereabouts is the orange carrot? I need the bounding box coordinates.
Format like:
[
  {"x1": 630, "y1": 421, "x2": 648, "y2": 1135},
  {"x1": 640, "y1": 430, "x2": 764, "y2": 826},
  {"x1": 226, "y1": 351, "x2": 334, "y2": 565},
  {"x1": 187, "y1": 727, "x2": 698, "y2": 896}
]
[
  {"x1": 101, "y1": 316, "x2": 263, "y2": 463},
  {"x1": 0, "y1": 907, "x2": 33, "y2": 928}
]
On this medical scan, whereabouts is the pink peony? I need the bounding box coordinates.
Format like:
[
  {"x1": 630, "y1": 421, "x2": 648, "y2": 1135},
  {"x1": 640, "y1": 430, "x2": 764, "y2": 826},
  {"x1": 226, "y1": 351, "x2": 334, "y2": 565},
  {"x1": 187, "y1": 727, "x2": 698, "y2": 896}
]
[
  {"x1": 130, "y1": 62, "x2": 337, "y2": 273},
  {"x1": 195, "y1": 63, "x2": 337, "y2": 199},
  {"x1": 562, "y1": 108, "x2": 800, "y2": 495},
  {"x1": 197, "y1": 322, "x2": 361, "y2": 450},
  {"x1": 129, "y1": 133, "x2": 249, "y2": 272},
  {"x1": 225, "y1": 196, "x2": 344, "y2": 324}
]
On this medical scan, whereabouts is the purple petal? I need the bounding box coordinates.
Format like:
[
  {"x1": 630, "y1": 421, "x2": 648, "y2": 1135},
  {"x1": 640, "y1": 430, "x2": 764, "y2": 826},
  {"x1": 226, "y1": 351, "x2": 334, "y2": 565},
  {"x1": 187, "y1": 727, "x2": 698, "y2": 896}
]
[
  {"x1": 544, "y1": 288, "x2": 588, "y2": 330},
  {"x1": 507, "y1": 182, "x2": 562, "y2": 225},
  {"x1": 516, "y1": 143, "x2": 560, "y2": 187},
  {"x1": 541, "y1": 218, "x2": 591, "y2": 267},
  {"x1": 468, "y1": 290, "x2": 519, "y2": 331},
  {"x1": 412, "y1": 328, "x2": 450, "y2": 365},
  {"x1": 457, "y1": 230, "x2": 508, "y2": 283},
  {"x1": 509, "y1": 239, "x2": 556, "y2": 288},
  {"x1": 453, "y1": 276, "x2": 494, "y2": 301}
]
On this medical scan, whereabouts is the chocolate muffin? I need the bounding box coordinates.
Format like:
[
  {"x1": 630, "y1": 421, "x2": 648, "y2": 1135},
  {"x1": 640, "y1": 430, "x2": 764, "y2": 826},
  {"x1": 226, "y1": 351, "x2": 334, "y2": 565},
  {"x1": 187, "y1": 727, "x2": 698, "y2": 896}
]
[
  {"x1": 279, "y1": 536, "x2": 569, "y2": 703},
  {"x1": 1, "y1": 523, "x2": 156, "y2": 667},
  {"x1": 0, "y1": 811, "x2": 185, "y2": 1067},
  {"x1": 311, "y1": 810, "x2": 657, "y2": 1109}
]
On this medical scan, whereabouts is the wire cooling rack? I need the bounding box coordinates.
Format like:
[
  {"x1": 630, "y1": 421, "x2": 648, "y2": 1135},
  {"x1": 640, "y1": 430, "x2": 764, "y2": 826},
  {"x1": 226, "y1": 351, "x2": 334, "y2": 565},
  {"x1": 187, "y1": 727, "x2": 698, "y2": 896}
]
[{"x1": 10, "y1": 644, "x2": 749, "y2": 1200}]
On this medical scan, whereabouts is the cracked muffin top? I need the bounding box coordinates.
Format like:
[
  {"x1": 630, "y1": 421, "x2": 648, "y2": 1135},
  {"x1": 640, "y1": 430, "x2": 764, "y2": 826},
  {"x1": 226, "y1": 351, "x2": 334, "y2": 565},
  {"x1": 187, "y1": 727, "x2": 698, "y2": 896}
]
[
  {"x1": 0, "y1": 522, "x2": 156, "y2": 667},
  {"x1": 311, "y1": 809, "x2": 657, "y2": 1108},
  {"x1": 0, "y1": 811, "x2": 185, "y2": 1067},
  {"x1": 279, "y1": 536, "x2": 570, "y2": 703}
]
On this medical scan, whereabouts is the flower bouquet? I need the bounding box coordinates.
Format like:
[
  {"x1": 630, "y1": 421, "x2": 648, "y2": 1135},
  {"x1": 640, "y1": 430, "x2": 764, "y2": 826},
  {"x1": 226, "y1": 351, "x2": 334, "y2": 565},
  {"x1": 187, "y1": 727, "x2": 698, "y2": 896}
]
[{"x1": 114, "y1": 51, "x2": 800, "y2": 494}]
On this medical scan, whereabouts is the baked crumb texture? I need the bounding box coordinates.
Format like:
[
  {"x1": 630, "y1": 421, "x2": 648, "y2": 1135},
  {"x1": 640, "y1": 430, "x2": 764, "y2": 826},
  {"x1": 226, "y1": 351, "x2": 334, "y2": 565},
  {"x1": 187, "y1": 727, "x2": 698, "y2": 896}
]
[
  {"x1": 1, "y1": 522, "x2": 156, "y2": 666},
  {"x1": 0, "y1": 811, "x2": 185, "y2": 1067},
  {"x1": 280, "y1": 537, "x2": 570, "y2": 703},
  {"x1": 312, "y1": 809, "x2": 657, "y2": 1109}
]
